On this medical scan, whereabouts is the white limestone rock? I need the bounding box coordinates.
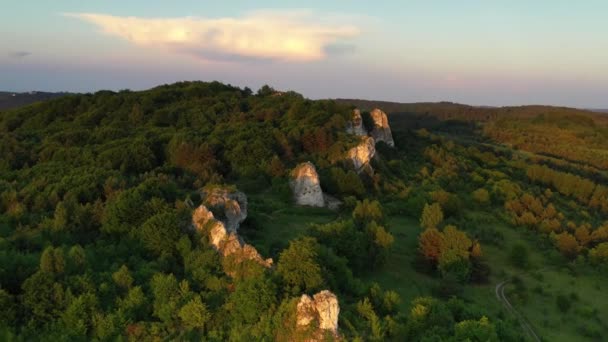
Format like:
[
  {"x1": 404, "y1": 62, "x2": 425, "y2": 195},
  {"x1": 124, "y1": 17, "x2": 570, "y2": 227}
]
[
  {"x1": 296, "y1": 290, "x2": 340, "y2": 338},
  {"x1": 191, "y1": 189, "x2": 272, "y2": 273},
  {"x1": 369, "y1": 108, "x2": 395, "y2": 147},
  {"x1": 201, "y1": 187, "x2": 247, "y2": 233},
  {"x1": 290, "y1": 162, "x2": 325, "y2": 207},
  {"x1": 346, "y1": 108, "x2": 368, "y2": 136},
  {"x1": 347, "y1": 136, "x2": 376, "y2": 172}
]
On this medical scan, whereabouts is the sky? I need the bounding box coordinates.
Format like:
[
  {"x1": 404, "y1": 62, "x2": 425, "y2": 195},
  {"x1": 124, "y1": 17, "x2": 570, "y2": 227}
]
[{"x1": 1, "y1": 1, "x2": 607, "y2": 107}]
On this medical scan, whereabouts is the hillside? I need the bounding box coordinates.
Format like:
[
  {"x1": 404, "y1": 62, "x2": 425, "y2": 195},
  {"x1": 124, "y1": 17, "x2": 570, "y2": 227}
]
[
  {"x1": 0, "y1": 91, "x2": 69, "y2": 111},
  {"x1": 338, "y1": 99, "x2": 608, "y2": 170},
  {"x1": 1, "y1": 82, "x2": 607, "y2": 341}
]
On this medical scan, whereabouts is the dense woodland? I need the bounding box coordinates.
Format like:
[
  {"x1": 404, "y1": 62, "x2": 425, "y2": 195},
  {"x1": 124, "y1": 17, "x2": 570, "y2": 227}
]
[{"x1": 0, "y1": 82, "x2": 607, "y2": 341}]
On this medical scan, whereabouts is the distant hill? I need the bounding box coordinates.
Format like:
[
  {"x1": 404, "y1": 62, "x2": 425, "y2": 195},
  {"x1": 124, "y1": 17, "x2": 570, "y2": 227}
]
[
  {"x1": 0, "y1": 91, "x2": 70, "y2": 110},
  {"x1": 589, "y1": 109, "x2": 608, "y2": 113},
  {"x1": 335, "y1": 98, "x2": 608, "y2": 123}
]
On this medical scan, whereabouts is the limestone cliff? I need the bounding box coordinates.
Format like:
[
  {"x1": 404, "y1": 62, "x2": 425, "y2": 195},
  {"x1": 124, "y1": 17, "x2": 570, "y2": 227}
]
[
  {"x1": 296, "y1": 290, "x2": 340, "y2": 340},
  {"x1": 369, "y1": 108, "x2": 395, "y2": 147},
  {"x1": 347, "y1": 136, "x2": 376, "y2": 172},
  {"x1": 346, "y1": 109, "x2": 367, "y2": 136},
  {"x1": 192, "y1": 190, "x2": 272, "y2": 270},
  {"x1": 290, "y1": 162, "x2": 325, "y2": 207}
]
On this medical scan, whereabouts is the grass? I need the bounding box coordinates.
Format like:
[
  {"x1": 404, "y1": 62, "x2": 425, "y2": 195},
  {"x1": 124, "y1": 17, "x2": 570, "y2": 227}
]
[
  {"x1": 241, "y1": 191, "x2": 339, "y2": 258},
  {"x1": 361, "y1": 216, "x2": 436, "y2": 312},
  {"x1": 473, "y1": 219, "x2": 608, "y2": 342}
]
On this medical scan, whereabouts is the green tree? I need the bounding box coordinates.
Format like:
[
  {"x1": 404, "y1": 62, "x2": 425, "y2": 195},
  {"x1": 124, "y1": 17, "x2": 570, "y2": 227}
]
[
  {"x1": 102, "y1": 189, "x2": 147, "y2": 235},
  {"x1": 68, "y1": 245, "x2": 86, "y2": 267},
  {"x1": 53, "y1": 201, "x2": 70, "y2": 231},
  {"x1": 139, "y1": 211, "x2": 181, "y2": 256},
  {"x1": 356, "y1": 297, "x2": 385, "y2": 341},
  {"x1": 420, "y1": 203, "x2": 443, "y2": 229},
  {"x1": 0, "y1": 289, "x2": 16, "y2": 325},
  {"x1": 117, "y1": 286, "x2": 147, "y2": 319},
  {"x1": 40, "y1": 246, "x2": 55, "y2": 273},
  {"x1": 472, "y1": 188, "x2": 490, "y2": 205},
  {"x1": 366, "y1": 221, "x2": 394, "y2": 267},
  {"x1": 353, "y1": 199, "x2": 384, "y2": 225},
  {"x1": 150, "y1": 273, "x2": 181, "y2": 325},
  {"x1": 179, "y1": 296, "x2": 210, "y2": 330},
  {"x1": 60, "y1": 293, "x2": 98, "y2": 337},
  {"x1": 112, "y1": 265, "x2": 134, "y2": 289},
  {"x1": 39, "y1": 246, "x2": 64, "y2": 274},
  {"x1": 21, "y1": 271, "x2": 57, "y2": 322},
  {"x1": 454, "y1": 316, "x2": 499, "y2": 342},
  {"x1": 277, "y1": 237, "x2": 324, "y2": 294},
  {"x1": 227, "y1": 276, "x2": 277, "y2": 324},
  {"x1": 589, "y1": 242, "x2": 608, "y2": 263}
]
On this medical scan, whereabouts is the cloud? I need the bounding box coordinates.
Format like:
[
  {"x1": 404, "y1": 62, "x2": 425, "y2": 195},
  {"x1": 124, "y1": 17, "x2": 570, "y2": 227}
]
[
  {"x1": 65, "y1": 11, "x2": 360, "y2": 62},
  {"x1": 8, "y1": 51, "x2": 31, "y2": 59}
]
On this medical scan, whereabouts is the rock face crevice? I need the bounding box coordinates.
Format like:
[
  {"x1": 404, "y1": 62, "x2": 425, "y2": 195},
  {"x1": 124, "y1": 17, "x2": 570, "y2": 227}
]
[
  {"x1": 191, "y1": 188, "x2": 272, "y2": 271},
  {"x1": 290, "y1": 162, "x2": 326, "y2": 207},
  {"x1": 296, "y1": 290, "x2": 340, "y2": 340},
  {"x1": 369, "y1": 108, "x2": 395, "y2": 147}
]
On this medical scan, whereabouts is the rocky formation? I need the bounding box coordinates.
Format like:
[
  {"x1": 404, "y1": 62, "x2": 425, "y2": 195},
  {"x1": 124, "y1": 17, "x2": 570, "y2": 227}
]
[
  {"x1": 347, "y1": 136, "x2": 376, "y2": 172},
  {"x1": 346, "y1": 109, "x2": 367, "y2": 136},
  {"x1": 369, "y1": 108, "x2": 395, "y2": 147},
  {"x1": 290, "y1": 162, "x2": 325, "y2": 207},
  {"x1": 297, "y1": 291, "x2": 340, "y2": 339},
  {"x1": 200, "y1": 187, "x2": 247, "y2": 233},
  {"x1": 191, "y1": 189, "x2": 272, "y2": 270}
]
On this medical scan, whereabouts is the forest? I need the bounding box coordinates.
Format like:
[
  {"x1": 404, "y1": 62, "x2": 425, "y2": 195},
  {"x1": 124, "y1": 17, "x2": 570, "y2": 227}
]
[{"x1": 1, "y1": 81, "x2": 607, "y2": 341}]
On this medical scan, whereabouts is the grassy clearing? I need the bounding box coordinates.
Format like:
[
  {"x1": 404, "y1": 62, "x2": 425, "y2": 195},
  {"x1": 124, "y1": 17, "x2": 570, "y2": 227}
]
[
  {"x1": 505, "y1": 266, "x2": 608, "y2": 341},
  {"x1": 478, "y1": 222, "x2": 608, "y2": 341},
  {"x1": 241, "y1": 191, "x2": 339, "y2": 258},
  {"x1": 362, "y1": 216, "x2": 436, "y2": 311}
]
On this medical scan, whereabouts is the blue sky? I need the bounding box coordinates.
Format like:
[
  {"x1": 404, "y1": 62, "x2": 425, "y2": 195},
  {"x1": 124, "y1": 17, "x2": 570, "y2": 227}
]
[{"x1": 1, "y1": 1, "x2": 607, "y2": 107}]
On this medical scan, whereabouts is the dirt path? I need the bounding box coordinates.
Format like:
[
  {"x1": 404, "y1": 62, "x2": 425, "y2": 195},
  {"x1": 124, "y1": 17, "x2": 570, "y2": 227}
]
[{"x1": 495, "y1": 280, "x2": 541, "y2": 342}]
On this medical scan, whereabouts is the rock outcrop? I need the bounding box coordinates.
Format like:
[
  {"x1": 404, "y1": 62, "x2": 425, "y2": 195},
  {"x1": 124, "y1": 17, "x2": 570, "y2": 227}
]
[
  {"x1": 290, "y1": 162, "x2": 325, "y2": 207},
  {"x1": 346, "y1": 109, "x2": 367, "y2": 136},
  {"x1": 369, "y1": 108, "x2": 395, "y2": 147},
  {"x1": 347, "y1": 136, "x2": 376, "y2": 172},
  {"x1": 297, "y1": 291, "x2": 340, "y2": 339},
  {"x1": 200, "y1": 187, "x2": 247, "y2": 233},
  {"x1": 192, "y1": 189, "x2": 272, "y2": 270},
  {"x1": 191, "y1": 188, "x2": 342, "y2": 336}
]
